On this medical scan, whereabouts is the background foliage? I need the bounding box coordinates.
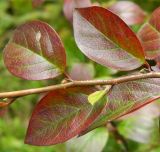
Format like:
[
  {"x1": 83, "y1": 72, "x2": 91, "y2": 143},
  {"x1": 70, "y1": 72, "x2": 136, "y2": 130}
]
[{"x1": 1, "y1": 0, "x2": 160, "y2": 151}]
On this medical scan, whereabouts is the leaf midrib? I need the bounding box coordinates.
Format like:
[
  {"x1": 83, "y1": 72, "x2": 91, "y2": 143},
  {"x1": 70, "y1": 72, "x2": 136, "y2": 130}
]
[
  {"x1": 77, "y1": 11, "x2": 143, "y2": 63},
  {"x1": 11, "y1": 42, "x2": 60, "y2": 71}
]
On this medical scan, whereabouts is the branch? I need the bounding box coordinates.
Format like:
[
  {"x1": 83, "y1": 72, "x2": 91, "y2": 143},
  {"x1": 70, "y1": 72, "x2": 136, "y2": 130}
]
[{"x1": 0, "y1": 72, "x2": 160, "y2": 98}]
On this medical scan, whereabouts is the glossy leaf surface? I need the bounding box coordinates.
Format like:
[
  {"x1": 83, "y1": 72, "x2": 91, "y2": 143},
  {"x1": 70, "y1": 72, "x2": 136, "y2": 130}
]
[
  {"x1": 74, "y1": 6, "x2": 145, "y2": 71},
  {"x1": 63, "y1": 0, "x2": 91, "y2": 22},
  {"x1": 66, "y1": 128, "x2": 108, "y2": 152},
  {"x1": 108, "y1": 1, "x2": 146, "y2": 26},
  {"x1": 25, "y1": 87, "x2": 107, "y2": 146},
  {"x1": 138, "y1": 7, "x2": 160, "y2": 59},
  {"x1": 3, "y1": 21, "x2": 66, "y2": 80},
  {"x1": 81, "y1": 78, "x2": 160, "y2": 134}
]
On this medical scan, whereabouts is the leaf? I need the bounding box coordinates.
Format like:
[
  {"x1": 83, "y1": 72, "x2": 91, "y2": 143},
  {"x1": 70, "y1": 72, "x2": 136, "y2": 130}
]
[
  {"x1": 88, "y1": 88, "x2": 109, "y2": 105},
  {"x1": 25, "y1": 87, "x2": 107, "y2": 146},
  {"x1": 73, "y1": 6, "x2": 145, "y2": 71},
  {"x1": 81, "y1": 78, "x2": 160, "y2": 134},
  {"x1": 138, "y1": 7, "x2": 160, "y2": 59},
  {"x1": 66, "y1": 127, "x2": 108, "y2": 152},
  {"x1": 69, "y1": 63, "x2": 95, "y2": 80},
  {"x1": 63, "y1": 0, "x2": 91, "y2": 22},
  {"x1": 3, "y1": 21, "x2": 66, "y2": 80},
  {"x1": 32, "y1": 0, "x2": 45, "y2": 8},
  {"x1": 108, "y1": 1, "x2": 146, "y2": 26},
  {"x1": 118, "y1": 103, "x2": 160, "y2": 143}
]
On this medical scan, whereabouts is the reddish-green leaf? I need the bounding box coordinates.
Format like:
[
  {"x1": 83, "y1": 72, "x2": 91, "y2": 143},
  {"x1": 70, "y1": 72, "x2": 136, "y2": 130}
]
[
  {"x1": 25, "y1": 87, "x2": 107, "y2": 146},
  {"x1": 3, "y1": 21, "x2": 66, "y2": 80},
  {"x1": 63, "y1": 0, "x2": 91, "y2": 22},
  {"x1": 81, "y1": 78, "x2": 160, "y2": 134},
  {"x1": 69, "y1": 63, "x2": 94, "y2": 80},
  {"x1": 108, "y1": 1, "x2": 146, "y2": 26},
  {"x1": 32, "y1": 0, "x2": 45, "y2": 8},
  {"x1": 73, "y1": 6, "x2": 145, "y2": 71},
  {"x1": 138, "y1": 7, "x2": 160, "y2": 59}
]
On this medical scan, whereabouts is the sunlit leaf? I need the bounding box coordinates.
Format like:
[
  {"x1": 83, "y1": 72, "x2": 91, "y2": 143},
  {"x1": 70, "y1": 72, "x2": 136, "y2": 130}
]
[
  {"x1": 81, "y1": 78, "x2": 160, "y2": 134},
  {"x1": 63, "y1": 0, "x2": 91, "y2": 22},
  {"x1": 66, "y1": 127, "x2": 108, "y2": 152},
  {"x1": 118, "y1": 103, "x2": 160, "y2": 143},
  {"x1": 88, "y1": 89, "x2": 108, "y2": 105},
  {"x1": 3, "y1": 21, "x2": 66, "y2": 80},
  {"x1": 25, "y1": 87, "x2": 107, "y2": 146},
  {"x1": 138, "y1": 7, "x2": 160, "y2": 59},
  {"x1": 74, "y1": 6, "x2": 145, "y2": 71},
  {"x1": 69, "y1": 63, "x2": 95, "y2": 80},
  {"x1": 108, "y1": 1, "x2": 146, "y2": 26}
]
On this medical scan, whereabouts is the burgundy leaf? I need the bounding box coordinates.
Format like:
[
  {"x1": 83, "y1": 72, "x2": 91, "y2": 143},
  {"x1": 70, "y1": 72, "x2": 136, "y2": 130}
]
[
  {"x1": 73, "y1": 6, "x2": 145, "y2": 71},
  {"x1": 138, "y1": 7, "x2": 160, "y2": 59},
  {"x1": 108, "y1": 1, "x2": 146, "y2": 26},
  {"x1": 69, "y1": 63, "x2": 94, "y2": 80},
  {"x1": 81, "y1": 78, "x2": 160, "y2": 134},
  {"x1": 32, "y1": 0, "x2": 45, "y2": 8},
  {"x1": 3, "y1": 21, "x2": 66, "y2": 80},
  {"x1": 25, "y1": 87, "x2": 107, "y2": 146},
  {"x1": 63, "y1": 0, "x2": 91, "y2": 22}
]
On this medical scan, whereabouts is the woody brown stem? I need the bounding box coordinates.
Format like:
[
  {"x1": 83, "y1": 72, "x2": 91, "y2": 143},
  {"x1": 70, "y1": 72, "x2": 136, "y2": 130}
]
[{"x1": 0, "y1": 72, "x2": 160, "y2": 98}]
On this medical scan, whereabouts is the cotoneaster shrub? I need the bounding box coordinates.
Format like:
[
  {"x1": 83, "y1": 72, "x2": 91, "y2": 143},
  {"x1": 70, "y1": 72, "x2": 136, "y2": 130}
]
[{"x1": 1, "y1": 0, "x2": 160, "y2": 148}]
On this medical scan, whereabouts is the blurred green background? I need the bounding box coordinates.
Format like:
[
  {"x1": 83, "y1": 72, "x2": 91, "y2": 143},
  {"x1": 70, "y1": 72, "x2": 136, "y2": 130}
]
[{"x1": 1, "y1": 0, "x2": 160, "y2": 152}]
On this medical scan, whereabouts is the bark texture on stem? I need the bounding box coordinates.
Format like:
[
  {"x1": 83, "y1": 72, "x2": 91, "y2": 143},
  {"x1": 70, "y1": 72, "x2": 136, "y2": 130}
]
[{"x1": 0, "y1": 72, "x2": 160, "y2": 98}]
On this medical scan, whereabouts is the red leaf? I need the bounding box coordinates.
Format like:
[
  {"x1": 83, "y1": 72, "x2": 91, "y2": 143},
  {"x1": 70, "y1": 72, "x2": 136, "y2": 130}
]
[
  {"x1": 108, "y1": 1, "x2": 146, "y2": 26},
  {"x1": 138, "y1": 7, "x2": 160, "y2": 59},
  {"x1": 63, "y1": 0, "x2": 91, "y2": 22},
  {"x1": 25, "y1": 87, "x2": 106, "y2": 145},
  {"x1": 81, "y1": 78, "x2": 160, "y2": 134},
  {"x1": 32, "y1": 0, "x2": 45, "y2": 8},
  {"x1": 3, "y1": 21, "x2": 66, "y2": 80},
  {"x1": 73, "y1": 6, "x2": 145, "y2": 71},
  {"x1": 69, "y1": 63, "x2": 94, "y2": 80}
]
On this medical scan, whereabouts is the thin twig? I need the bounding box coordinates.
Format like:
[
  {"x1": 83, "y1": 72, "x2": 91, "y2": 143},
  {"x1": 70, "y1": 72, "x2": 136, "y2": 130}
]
[{"x1": 0, "y1": 72, "x2": 160, "y2": 98}]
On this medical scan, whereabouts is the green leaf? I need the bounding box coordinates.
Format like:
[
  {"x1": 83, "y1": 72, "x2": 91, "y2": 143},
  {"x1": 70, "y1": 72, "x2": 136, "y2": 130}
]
[
  {"x1": 66, "y1": 127, "x2": 108, "y2": 152},
  {"x1": 88, "y1": 90, "x2": 107, "y2": 105}
]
